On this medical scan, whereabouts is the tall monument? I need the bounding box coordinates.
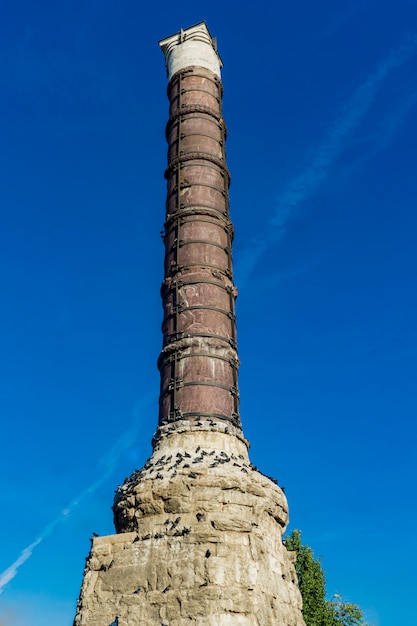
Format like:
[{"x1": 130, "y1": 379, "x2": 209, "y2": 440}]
[{"x1": 74, "y1": 23, "x2": 306, "y2": 626}]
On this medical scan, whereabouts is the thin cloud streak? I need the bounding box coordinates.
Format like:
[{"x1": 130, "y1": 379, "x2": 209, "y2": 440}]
[
  {"x1": 236, "y1": 34, "x2": 417, "y2": 286},
  {"x1": 0, "y1": 539, "x2": 42, "y2": 593},
  {"x1": 338, "y1": 85, "x2": 417, "y2": 183},
  {"x1": 0, "y1": 392, "x2": 154, "y2": 595},
  {"x1": 322, "y1": 0, "x2": 373, "y2": 39}
]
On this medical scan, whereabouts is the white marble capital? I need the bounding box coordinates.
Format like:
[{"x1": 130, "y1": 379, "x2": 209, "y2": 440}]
[{"x1": 159, "y1": 21, "x2": 222, "y2": 79}]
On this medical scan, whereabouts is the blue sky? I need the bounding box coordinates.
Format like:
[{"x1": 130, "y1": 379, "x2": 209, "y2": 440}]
[{"x1": 1, "y1": 1, "x2": 416, "y2": 624}]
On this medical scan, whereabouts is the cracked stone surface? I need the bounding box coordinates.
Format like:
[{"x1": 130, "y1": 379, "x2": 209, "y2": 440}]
[{"x1": 73, "y1": 430, "x2": 305, "y2": 626}]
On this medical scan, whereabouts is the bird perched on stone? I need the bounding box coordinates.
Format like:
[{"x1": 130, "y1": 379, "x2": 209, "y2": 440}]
[{"x1": 109, "y1": 617, "x2": 119, "y2": 626}]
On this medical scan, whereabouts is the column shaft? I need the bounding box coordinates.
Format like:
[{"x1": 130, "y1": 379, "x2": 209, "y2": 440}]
[{"x1": 156, "y1": 65, "x2": 241, "y2": 441}]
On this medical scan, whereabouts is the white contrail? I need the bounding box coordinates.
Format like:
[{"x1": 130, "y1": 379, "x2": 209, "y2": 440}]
[
  {"x1": 0, "y1": 392, "x2": 154, "y2": 595},
  {"x1": 0, "y1": 510, "x2": 70, "y2": 594},
  {"x1": 0, "y1": 538, "x2": 42, "y2": 592},
  {"x1": 236, "y1": 33, "x2": 417, "y2": 286}
]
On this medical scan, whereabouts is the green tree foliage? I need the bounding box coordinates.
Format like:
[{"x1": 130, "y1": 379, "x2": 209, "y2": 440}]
[
  {"x1": 285, "y1": 529, "x2": 335, "y2": 626},
  {"x1": 328, "y1": 594, "x2": 367, "y2": 626},
  {"x1": 285, "y1": 530, "x2": 368, "y2": 626}
]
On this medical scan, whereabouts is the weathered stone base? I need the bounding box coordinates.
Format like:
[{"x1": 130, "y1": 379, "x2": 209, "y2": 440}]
[{"x1": 73, "y1": 430, "x2": 305, "y2": 626}]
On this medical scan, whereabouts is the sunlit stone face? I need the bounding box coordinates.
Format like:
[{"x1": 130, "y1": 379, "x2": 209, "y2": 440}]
[{"x1": 159, "y1": 22, "x2": 222, "y2": 79}]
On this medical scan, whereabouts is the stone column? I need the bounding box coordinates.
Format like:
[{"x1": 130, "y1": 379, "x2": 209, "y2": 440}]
[
  {"x1": 73, "y1": 23, "x2": 306, "y2": 626},
  {"x1": 156, "y1": 22, "x2": 241, "y2": 443}
]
